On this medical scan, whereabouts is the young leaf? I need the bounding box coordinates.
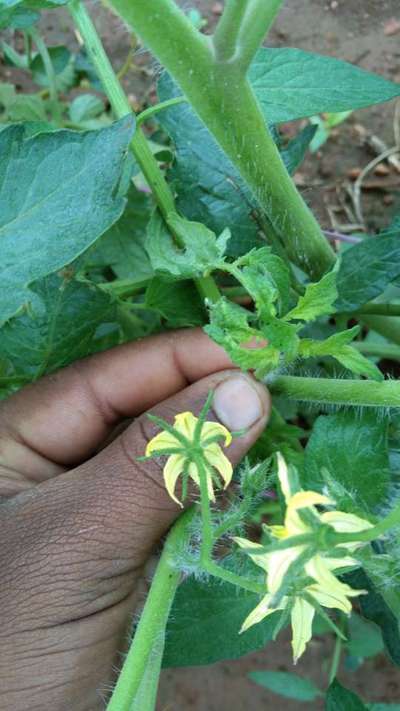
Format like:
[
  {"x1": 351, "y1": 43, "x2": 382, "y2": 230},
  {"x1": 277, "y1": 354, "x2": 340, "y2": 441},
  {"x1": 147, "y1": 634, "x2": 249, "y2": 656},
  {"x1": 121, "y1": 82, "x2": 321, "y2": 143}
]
[
  {"x1": 304, "y1": 410, "x2": 390, "y2": 513},
  {"x1": 284, "y1": 268, "x2": 338, "y2": 322},
  {"x1": 249, "y1": 48, "x2": 400, "y2": 124},
  {"x1": 336, "y1": 225, "x2": 400, "y2": 311},
  {"x1": 0, "y1": 117, "x2": 134, "y2": 325},
  {"x1": 145, "y1": 211, "x2": 227, "y2": 279},
  {"x1": 326, "y1": 679, "x2": 368, "y2": 711},
  {"x1": 249, "y1": 670, "x2": 322, "y2": 702},
  {"x1": 205, "y1": 299, "x2": 280, "y2": 377},
  {"x1": 30, "y1": 45, "x2": 75, "y2": 92},
  {"x1": 0, "y1": 273, "x2": 117, "y2": 378},
  {"x1": 299, "y1": 327, "x2": 383, "y2": 381},
  {"x1": 231, "y1": 247, "x2": 291, "y2": 318},
  {"x1": 162, "y1": 577, "x2": 278, "y2": 667}
]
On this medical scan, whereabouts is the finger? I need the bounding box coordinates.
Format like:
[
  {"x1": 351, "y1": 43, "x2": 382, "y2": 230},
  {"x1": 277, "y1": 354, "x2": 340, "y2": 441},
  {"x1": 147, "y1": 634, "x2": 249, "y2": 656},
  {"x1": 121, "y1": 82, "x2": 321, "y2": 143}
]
[
  {"x1": 2, "y1": 372, "x2": 271, "y2": 627},
  {"x1": 0, "y1": 329, "x2": 232, "y2": 475}
]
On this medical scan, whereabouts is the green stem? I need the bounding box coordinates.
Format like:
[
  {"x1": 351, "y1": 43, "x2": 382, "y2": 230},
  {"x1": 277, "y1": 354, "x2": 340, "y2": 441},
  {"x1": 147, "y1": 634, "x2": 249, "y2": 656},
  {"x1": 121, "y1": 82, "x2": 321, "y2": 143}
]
[
  {"x1": 234, "y1": 0, "x2": 284, "y2": 71},
  {"x1": 328, "y1": 618, "x2": 344, "y2": 684},
  {"x1": 269, "y1": 375, "x2": 400, "y2": 408},
  {"x1": 354, "y1": 342, "x2": 400, "y2": 362},
  {"x1": 68, "y1": 0, "x2": 220, "y2": 304},
  {"x1": 213, "y1": 0, "x2": 249, "y2": 62},
  {"x1": 196, "y1": 456, "x2": 265, "y2": 595},
  {"x1": 106, "y1": 509, "x2": 195, "y2": 711},
  {"x1": 361, "y1": 315, "x2": 400, "y2": 347},
  {"x1": 108, "y1": 0, "x2": 335, "y2": 279},
  {"x1": 28, "y1": 27, "x2": 58, "y2": 112},
  {"x1": 137, "y1": 96, "x2": 187, "y2": 126},
  {"x1": 356, "y1": 303, "x2": 400, "y2": 317}
]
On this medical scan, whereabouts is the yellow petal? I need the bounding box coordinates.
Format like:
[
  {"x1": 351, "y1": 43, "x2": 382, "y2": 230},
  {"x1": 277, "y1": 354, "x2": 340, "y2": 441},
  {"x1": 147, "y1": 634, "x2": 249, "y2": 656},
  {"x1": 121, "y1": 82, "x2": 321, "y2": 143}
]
[
  {"x1": 289, "y1": 491, "x2": 333, "y2": 511},
  {"x1": 188, "y1": 461, "x2": 216, "y2": 501},
  {"x1": 201, "y1": 421, "x2": 232, "y2": 447},
  {"x1": 267, "y1": 525, "x2": 288, "y2": 539},
  {"x1": 174, "y1": 412, "x2": 198, "y2": 440},
  {"x1": 204, "y1": 443, "x2": 233, "y2": 488},
  {"x1": 320, "y1": 510, "x2": 372, "y2": 550},
  {"x1": 307, "y1": 582, "x2": 365, "y2": 615},
  {"x1": 234, "y1": 538, "x2": 269, "y2": 572},
  {"x1": 277, "y1": 452, "x2": 292, "y2": 503},
  {"x1": 163, "y1": 454, "x2": 186, "y2": 507},
  {"x1": 145, "y1": 430, "x2": 180, "y2": 456},
  {"x1": 291, "y1": 597, "x2": 315, "y2": 663},
  {"x1": 240, "y1": 593, "x2": 286, "y2": 633},
  {"x1": 267, "y1": 546, "x2": 305, "y2": 595}
]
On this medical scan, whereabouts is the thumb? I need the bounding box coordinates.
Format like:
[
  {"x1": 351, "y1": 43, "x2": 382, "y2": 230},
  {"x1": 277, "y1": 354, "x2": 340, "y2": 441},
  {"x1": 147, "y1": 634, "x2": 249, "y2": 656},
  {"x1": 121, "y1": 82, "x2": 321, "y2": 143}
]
[{"x1": 77, "y1": 369, "x2": 271, "y2": 563}]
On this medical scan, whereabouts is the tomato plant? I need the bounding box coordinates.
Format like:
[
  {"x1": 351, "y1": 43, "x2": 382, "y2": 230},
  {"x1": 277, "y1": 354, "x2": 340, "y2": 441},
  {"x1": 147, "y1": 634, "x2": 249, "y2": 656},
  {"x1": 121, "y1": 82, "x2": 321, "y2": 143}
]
[{"x1": 1, "y1": 0, "x2": 400, "y2": 709}]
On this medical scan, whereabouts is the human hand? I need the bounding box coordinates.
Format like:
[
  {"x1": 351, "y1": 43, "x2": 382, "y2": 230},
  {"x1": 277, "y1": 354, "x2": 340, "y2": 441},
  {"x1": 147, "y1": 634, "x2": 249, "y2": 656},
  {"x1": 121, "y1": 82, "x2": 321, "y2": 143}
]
[{"x1": 0, "y1": 329, "x2": 270, "y2": 710}]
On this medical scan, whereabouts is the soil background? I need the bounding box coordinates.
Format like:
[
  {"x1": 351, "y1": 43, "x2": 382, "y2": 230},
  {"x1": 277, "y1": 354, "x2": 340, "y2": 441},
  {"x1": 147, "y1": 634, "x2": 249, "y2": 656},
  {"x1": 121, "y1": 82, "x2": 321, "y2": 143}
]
[{"x1": 2, "y1": 1, "x2": 400, "y2": 708}]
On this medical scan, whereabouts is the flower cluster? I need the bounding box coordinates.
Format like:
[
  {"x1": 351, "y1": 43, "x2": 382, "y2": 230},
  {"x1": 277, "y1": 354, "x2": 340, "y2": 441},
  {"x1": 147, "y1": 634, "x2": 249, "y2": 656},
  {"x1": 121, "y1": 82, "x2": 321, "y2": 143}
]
[{"x1": 235, "y1": 454, "x2": 373, "y2": 662}]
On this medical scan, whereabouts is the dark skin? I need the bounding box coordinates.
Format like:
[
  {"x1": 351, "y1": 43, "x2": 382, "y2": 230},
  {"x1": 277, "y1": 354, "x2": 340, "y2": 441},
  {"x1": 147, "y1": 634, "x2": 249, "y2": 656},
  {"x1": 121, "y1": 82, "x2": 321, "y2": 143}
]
[{"x1": 0, "y1": 329, "x2": 271, "y2": 710}]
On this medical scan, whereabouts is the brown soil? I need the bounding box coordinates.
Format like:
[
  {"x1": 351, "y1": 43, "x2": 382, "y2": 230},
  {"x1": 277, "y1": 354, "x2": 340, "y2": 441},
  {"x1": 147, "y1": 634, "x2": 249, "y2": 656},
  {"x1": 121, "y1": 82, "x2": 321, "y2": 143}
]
[{"x1": 2, "y1": 1, "x2": 400, "y2": 708}]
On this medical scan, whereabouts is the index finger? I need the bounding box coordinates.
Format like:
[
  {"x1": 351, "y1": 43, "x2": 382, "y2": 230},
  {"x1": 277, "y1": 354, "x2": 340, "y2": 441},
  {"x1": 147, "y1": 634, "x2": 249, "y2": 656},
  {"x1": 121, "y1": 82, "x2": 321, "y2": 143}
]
[{"x1": 0, "y1": 329, "x2": 233, "y2": 467}]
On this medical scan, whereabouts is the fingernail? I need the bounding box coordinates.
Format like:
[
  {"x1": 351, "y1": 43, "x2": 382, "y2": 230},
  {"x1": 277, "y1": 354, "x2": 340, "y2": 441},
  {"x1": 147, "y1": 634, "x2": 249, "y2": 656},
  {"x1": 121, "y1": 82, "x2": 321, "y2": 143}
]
[{"x1": 213, "y1": 375, "x2": 265, "y2": 431}]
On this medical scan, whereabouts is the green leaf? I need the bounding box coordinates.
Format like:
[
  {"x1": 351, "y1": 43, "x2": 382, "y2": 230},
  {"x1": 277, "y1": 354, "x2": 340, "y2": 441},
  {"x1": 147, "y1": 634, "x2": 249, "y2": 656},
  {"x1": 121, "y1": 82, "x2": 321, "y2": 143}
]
[
  {"x1": 0, "y1": 117, "x2": 134, "y2": 326},
  {"x1": 7, "y1": 94, "x2": 47, "y2": 122},
  {"x1": 31, "y1": 45, "x2": 76, "y2": 92},
  {"x1": 347, "y1": 569, "x2": 400, "y2": 666},
  {"x1": 304, "y1": 410, "x2": 390, "y2": 513},
  {"x1": 157, "y1": 74, "x2": 262, "y2": 257},
  {"x1": 205, "y1": 299, "x2": 280, "y2": 377},
  {"x1": 69, "y1": 94, "x2": 104, "y2": 123},
  {"x1": 249, "y1": 48, "x2": 400, "y2": 124},
  {"x1": 145, "y1": 278, "x2": 204, "y2": 327},
  {"x1": 299, "y1": 327, "x2": 383, "y2": 380},
  {"x1": 336, "y1": 229, "x2": 400, "y2": 311},
  {"x1": 249, "y1": 671, "x2": 322, "y2": 702},
  {"x1": 85, "y1": 184, "x2": 153, "y2": 282},
  {"x1": 368, "y1": 705, "x2": 400, "y2": 710},
  {"x1": 347, "y1": 613, "x2": 384, "y2": 659},
  {"x1": 0, "y1": 273, "x2": 117, "y2": 378},
  {"x1": 162, "y1": 577, "x2": 278, "y2": 667},
  {"x1": 145, "y1": 211, "x2": 228, "y2": 279},
  {"x1": 326, "y1": 679, "x2": 367, "y2": 711},
  {"x1": 285, "y1": 268, "x2": 338, "y2": 322},
  {"x1": 280, "y1": 124, "x2": 318, "y2": 175}
]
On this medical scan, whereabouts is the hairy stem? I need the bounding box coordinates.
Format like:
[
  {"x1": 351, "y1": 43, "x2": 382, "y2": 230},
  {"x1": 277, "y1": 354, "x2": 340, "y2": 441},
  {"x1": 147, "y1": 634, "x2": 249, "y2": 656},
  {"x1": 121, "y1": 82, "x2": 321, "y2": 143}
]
[
  {"x1": 361, "y1": 315, "x2": 400, "y2": 347},
  {"x1": 108, "y1": 0, "x2": 335, "y2": 279},
  {"x1": 106, "y1": 509, "x2": 195, "y2": 711},
  {"x1": 196, "y1": 457, "x2": 265, "y2": 595},
  {"x1": 354, "y1": 342, "x2": 400, "y2": 362},
  {"x1": 269, "y1": 375, "x2": 400, "y2": 408},
  {"x1": 137, "y1": 97, "x2": 187, "y2": 126},
  {"x1": 68, "y1": 0, "x2": 220, "y2": 304},
  {"x1": 213, "y1": 0, "x2": 249, "y2": 62},
  {"x1": 356, "y1": 303, "x2": 400, "y2": 317},
  {"x1": 234, "y1": 0, "x2": 284, "y2": 71}
]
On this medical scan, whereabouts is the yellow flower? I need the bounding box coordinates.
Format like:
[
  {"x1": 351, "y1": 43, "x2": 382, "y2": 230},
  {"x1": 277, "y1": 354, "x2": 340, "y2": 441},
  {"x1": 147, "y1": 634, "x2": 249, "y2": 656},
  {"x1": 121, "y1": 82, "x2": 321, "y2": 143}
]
[
  {"x1": 234, "y1": 453, "x2": 372, "y2": 662},
  {"x1": 146, "y1": 411, "x2": 233, "y2": 507},
  {"x1": 235, "y1": 537, "x2": 366, "y2": 662}
]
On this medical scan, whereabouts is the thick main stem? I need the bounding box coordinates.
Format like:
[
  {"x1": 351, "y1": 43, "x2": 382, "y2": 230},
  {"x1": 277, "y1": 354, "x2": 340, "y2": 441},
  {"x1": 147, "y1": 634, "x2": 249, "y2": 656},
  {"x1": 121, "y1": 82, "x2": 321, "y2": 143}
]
[
  {"x1": 108, "y1": 0, "x2": 335, "y2": 279},
  {"x1": 269, "y1": 376, "x2": 400, "y2": 408},
  {"x1": 106, "y1": 509, "x2": 194, "y2": 711}
]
